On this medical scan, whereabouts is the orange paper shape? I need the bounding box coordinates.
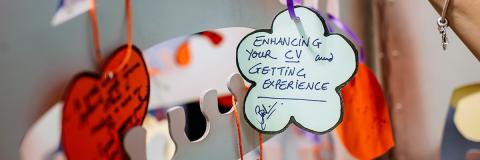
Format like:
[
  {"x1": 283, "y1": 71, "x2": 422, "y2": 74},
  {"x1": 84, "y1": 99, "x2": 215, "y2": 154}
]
[
  {"x1": 336, "y1": 63, "x2": 394, "y2": 159},
  {"x1": 61, "y1": 45, "x2": 150, "y2": 160},
  {"x1": 175, "y1": 41, "x2": 191, "y2": 67}
]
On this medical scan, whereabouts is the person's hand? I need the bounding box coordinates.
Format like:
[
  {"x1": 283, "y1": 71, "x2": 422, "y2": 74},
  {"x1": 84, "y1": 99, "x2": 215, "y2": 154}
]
[{"x1": 429, "y1": 0, "x2": 480, "y2": 60}]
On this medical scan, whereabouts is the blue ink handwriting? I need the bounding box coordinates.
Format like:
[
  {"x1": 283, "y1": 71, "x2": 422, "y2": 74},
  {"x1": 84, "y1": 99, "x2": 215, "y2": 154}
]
[
  {"x1": 255, "y1": 102, "x2": 278, "y2": 130},
  {"x1": 246, "y1": 49, "x2": 277, "y2": 61},
  {"x1": 257, "y1": 96, "x2": 326, "y2": 102},
  {"x1": 315, "y1": 53, "x2": 334, "y2": 62}
]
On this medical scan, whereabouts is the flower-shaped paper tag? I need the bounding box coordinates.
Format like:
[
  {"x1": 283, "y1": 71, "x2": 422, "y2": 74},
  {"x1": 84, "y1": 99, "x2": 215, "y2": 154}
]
[{"x1": 236, "y1": 6, "x2": 357, "y2": 134}]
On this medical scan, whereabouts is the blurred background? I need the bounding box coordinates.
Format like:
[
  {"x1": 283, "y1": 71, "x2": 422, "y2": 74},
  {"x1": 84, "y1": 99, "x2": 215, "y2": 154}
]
[{"x1": 1, "y1": 0, "x2": 479, "y2": 159}]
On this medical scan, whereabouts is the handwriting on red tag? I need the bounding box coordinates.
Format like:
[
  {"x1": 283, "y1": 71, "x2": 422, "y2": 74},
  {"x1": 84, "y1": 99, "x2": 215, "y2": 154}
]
[{"x1": 61, "y1": 45, "x2": 150, "y2": 160}]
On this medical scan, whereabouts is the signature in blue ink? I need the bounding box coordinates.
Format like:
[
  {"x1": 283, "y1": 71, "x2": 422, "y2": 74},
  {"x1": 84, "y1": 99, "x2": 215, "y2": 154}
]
[
  {"x1": 255, "y1": 102, "x2": 278, "y2": 130},
  {"x1": 315, "y1": 53, "x2": 334, "y2": 62}
]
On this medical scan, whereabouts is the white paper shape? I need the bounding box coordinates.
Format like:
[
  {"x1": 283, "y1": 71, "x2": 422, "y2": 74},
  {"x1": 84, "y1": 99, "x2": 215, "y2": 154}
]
[
  {"x1": 454, "y1": 91, "x2": 480, "y2": 142},
  {"x1": 166, "y1": 74, "x2": 273, "y2": 160},
  {"x1": 21, "y1": 102, "x2": 174, "y2": 160},
  {"x1": 20, "y1": 103, "x2": 62, "y2": 160},
  {"x1": 236, "y1": 6, "x2": 357, "y2": 134},
  {"x1": 145, "y1": 27, "x2": 254, "y2": 108},
  {"x1": 20, "y1": 28, "x2": 254, "y2": 160},
  {"x1": 51, "y1": 0, "x2": 91, "y2": 26}
]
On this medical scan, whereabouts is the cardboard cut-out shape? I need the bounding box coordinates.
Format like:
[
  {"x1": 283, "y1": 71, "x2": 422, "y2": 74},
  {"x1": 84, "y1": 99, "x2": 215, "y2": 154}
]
[
  {"x1": 454, "y1": 91, "x2": 480, "y2": 142},
  {"x1": 20, "y1": 103, "x2": 62, "y2": 160},
  {"x1": 124, "y1": 126, "x2": 147, "y2": 160},
  {"x1": 22, "y1": 27, "x2": 251, "y2": 159},
  {"x1": 167, "y1": 74, "x2": 272, "y2": 160},
  {"x1": 450, "y1": 83, "x2": 480, "y2": 108},
  {"x1": 440, "y1": 83, "x2": 480, "y2": 160},
  {"x1": 441, "y1": 107, "x2": 480, "y2": 160},
  {"x1": 236, "y1": 6, "x2": 357, "y2": 134},
  {"x1": 335, "y1": 63, "x2": 394, "y2": 159},
  {"x1": 21, "y1": 103, "x2": 173, "y2": 160},
  {"x1": 62, "y1": 45, "x2": 150, "y2": 160},
  {"x1": 145, "y1": 27, "x2": 254, "y2": 108}
]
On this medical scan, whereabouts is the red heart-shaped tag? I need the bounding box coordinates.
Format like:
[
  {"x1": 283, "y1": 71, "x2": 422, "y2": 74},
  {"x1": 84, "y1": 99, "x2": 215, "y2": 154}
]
[{"x1": 61, "y1": 45, "x2": 150, "y2": 160}]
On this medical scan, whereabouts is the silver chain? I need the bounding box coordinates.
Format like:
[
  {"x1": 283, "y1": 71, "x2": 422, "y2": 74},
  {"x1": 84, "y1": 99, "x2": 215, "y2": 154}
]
[{"x1": 437, "y1": 0, "x2": 450, "y2": 50}]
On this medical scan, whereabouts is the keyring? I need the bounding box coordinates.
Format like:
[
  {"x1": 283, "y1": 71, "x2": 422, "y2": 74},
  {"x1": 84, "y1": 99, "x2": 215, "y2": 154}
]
[
  {"x1": 437, "y1": 17, "x2": 448, "y2": 27},
  {"x1": 437, "y1": 0, "x2": 450, "y2": 50}
]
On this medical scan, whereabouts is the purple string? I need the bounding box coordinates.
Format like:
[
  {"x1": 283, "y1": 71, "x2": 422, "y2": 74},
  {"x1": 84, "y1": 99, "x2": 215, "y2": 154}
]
[
  {"x1": 300, "y1": 129, "x2": 321, "y2": 143},
  {"x1": 286, "y1": 1, "x2": 364, "y2": 62},
  {"x1": 287, "y1": 0, "x2": 300, "y2": 21},
  {"x1": 56, "y1": 0, "x2": 65, "y2": 10},
  {"x1": 327, "y1": 13, "x2": 365, "y2": 63}
]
